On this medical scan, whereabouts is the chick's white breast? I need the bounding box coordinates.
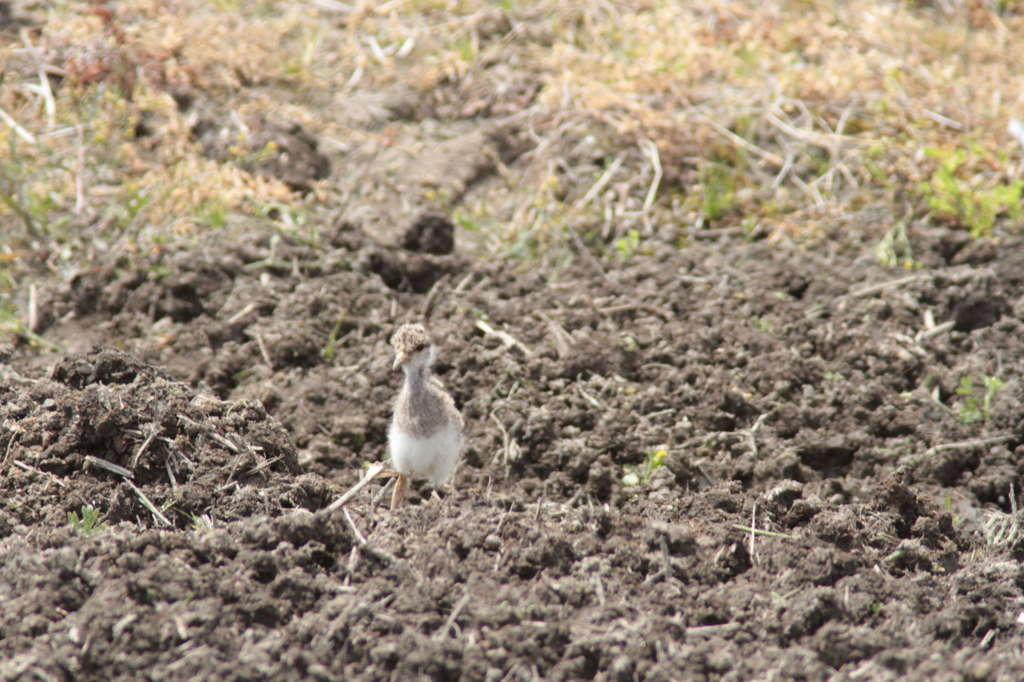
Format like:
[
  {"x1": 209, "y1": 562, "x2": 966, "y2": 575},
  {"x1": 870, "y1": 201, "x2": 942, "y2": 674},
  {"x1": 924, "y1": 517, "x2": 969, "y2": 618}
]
[{"x1": 388, "y1": 421, "x2": 463, "y2": 487}]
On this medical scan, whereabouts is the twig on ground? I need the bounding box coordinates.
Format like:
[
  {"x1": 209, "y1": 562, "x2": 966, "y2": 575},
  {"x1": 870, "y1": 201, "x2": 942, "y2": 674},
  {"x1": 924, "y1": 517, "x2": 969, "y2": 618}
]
[
  {"x1": 918, "y1": 320, "x2": 956, "y2": 341},
  {"x1": 689, "y1": 227, "x2": 743, "y2": 240},
  {"x1": 208, "y1": 431, "x2": 241, "y2": 454},
  {"x1": 219, "y1": 454, "x2": 245, "y2": 492},
  {"x1": 165, "y1": 460, "x2": 177, "y2": 493},
  {"x1": 639, "y1": 138, "x2": 662, "y2": 216},
  {"x1": 342, "y1": 507, "x2": 368, "y2": 545},
  {"x1": 0, "y1": 105, "x2": 37, "y2": 144},
  {"x1": 124, "y1": 479, "x2": 172, "y2": 527},
  {"x1": 320, "y1": 462, "x2": 387, "y2": 514},
  {"x1": 921, "y1": 435, "x2": 1016, "y2": 459},
  {"x1": 883, "y1": 538, "x2": 921, "y2": 564},
  {"x1": 85, "y1": 455, "x2": 133, "y2": 479},
  {"x1": 697, "y1": 114, "x2": 783, "y2": 167},
  {"x1": 660, "y1": 533, "x2": 672, "y2": 577},
  {"x1": 984, "y1": 483, "x2": 1022, "y2": 547},
  {"x1": 345, "y1": 546, "x2": 360, "y2": 581},
  {"x1": 13, "y1": 459, "x2": 66, "y2": 486},
  {"x1": 475, "y1": 319, "x2": 531, "y2": 356},
  {"x1": 130, "y1": 427, "x2": 159, "y2": 470},
  {"x1": 495, "y1": 500, "x2": 515, "y2": 534},
  {"x1": 20, "y1": 29, "x2": 55, "y2": 128},
  {"x1": 371, "y1": 475, "x2": 397, "y2": 511},
  {"x1": 644, "y1": 532, "x2": 675, "y2": 584},
  {"x1": 688, "y1": 623, "x2": 741, "y2": 637},
  {"x1": 807, "y1": 274, "x2": 930, "y2": 319},
  {"x1": 576, "y1": 384, "x2": 603, "y2": 409},
  {"x1": 227, "y1": 302, "x2": 258, "y2": 325},
  {"x1": 362, "y1": 544, "x2": 399, "y2": 565},
  {"x1": 598, "y1": 303, "x2": 672, "y2": 320},
  {"x1": 75, "y1": 126, "x2": 85, "y2": 214},
  {"x1": 489, "y1": 412, "x2": 521, "y2": 467},
  {"x1": 747, "y1": 413, "x2": 770, "y2": 460},
  {"x1": 923, "y1": 109, "x2": 963, "y2": 130},
  {"x1": 730, "y1": 525, "x2": 792, "y2": 539},
  {"x1": 256, "y1": 332, "x2": 273, "y2": 367},
  {"x1": 749, "y1": 503, "x2": 758, "y2": 565},
  {"x1": 534, "y1": 480, "x2": 548, "y2": 524},
  {"x1": 593, "y1": 573, "x2": 606, "y2": 606},
  {"x1": 535, "y1": 311, "x2": 572, "y2": 358},
  {"x1": 1, "y1": 431, "x2": 19, "y2": 473},
  {"x1": 421, "y1": 274, "x2": 450, "y2": 321},
  {"x1": 766, "y1": 108, "x2": 862, "y2": 147},
  {"x1": 577, "y1": 154, "x2": 624, "y2": 211},
  {"x1": 434, "y1": 581, "x2": 473, "y2": 641},
  {"x1": 13, "y1": 459, "x2": 91, "y2": 507},
  {"x1": 565, "y1": 224, "x2": 612, "y2": 283},
  {"x1": 28, "y1": 284, "x2": 37, "y2": 333},
  {"x1": 566, "y1": 487, "x2": 588, "y2": 508},
  {"x1": 244, "y1": 455, "x2": 282, "y2": 477},
  {"x1": 845, "y1": 274, "x2": 929, "y2": 301},
  {"x1": 453, "y1": 272, "x2": 475, "y2": 293}
]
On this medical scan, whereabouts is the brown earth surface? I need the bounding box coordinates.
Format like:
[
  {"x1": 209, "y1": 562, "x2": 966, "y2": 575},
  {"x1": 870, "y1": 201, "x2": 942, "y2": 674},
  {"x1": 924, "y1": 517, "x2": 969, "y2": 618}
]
[
  {"x1": 4, "y1": 2, "x2": 1024, "y2": 680},
  {"x1": 3, "y1": 215, "x2": 1024, "y2": 681}
]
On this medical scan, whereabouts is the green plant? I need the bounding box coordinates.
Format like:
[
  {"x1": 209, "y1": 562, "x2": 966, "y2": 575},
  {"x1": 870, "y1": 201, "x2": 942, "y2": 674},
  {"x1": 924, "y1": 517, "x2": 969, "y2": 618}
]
[
  {"x1": 196, "y1": 199, "x2": 227, "y2": 229},
  {"x1": 741, "y1": 216, "x2": 760, "y2": 242},
  {"x1": 453, "y1": 206, "x2": 484, "y2": 233},
  {"x1": 700, "y1": 163, "x2": 736, "y2": 223},
  {"x1": 984, "y1": 484, "x2": 1022, "y2": 548},
  {"x1": 105, "y1": 184, "x2": 151, "y2": 234},
  {"x1": 190, "y1": 513, "x2": 214, "y2": 532},
  {"x1": 613, "y1": 229, "x2": 641, "y2": 259},
  {"x1": 875, "y1": 222, "x2": 920, "y2": 268},
  {"x1": 321, "y1": 308, "x2": 347, "y2": 360},
  {"x1": 67, "y1": 505, "x2": 108, "y2": 537},
  {"x1": 0, "y1": 297, "x2": 61, "y2": 350},
  {"x1": 955, "y1": 374, "x2": 1004, "y2": 424},
  {"x1": 622, "y1": 448, "x2": 668, "y2": 487},
  {"x1": 919, "y1": 147, "x2": 1023, "y2": 238},
  {"x1": 0, "y1": 134, "x2": 72, "y2": 243}
]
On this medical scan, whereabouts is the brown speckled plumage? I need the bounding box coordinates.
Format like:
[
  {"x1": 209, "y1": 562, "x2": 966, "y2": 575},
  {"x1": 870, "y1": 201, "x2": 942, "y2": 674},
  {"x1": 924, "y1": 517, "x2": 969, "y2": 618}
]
[
  {"x1": 390, "y1": 324, "x2": 432, "y2": 359},
  {"x1": 393, "y1": 370, "x2": 463, "y2": 438},
  {"x1": 388, "y1": 324, "x2": 464, "y2": 508}
]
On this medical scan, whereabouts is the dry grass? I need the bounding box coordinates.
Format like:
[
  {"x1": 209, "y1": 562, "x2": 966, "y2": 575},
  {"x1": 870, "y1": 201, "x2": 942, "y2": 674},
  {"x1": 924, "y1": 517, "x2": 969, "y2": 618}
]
[{"x1": 2, "y1": 0, "x2": 1024, "y2": 302}]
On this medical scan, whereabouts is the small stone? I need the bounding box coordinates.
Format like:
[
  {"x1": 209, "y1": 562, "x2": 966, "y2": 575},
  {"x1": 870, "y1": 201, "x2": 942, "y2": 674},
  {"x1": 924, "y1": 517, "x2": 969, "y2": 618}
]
[{"x1": 610, "y1": 655, "x2": 634, "y2": 682}]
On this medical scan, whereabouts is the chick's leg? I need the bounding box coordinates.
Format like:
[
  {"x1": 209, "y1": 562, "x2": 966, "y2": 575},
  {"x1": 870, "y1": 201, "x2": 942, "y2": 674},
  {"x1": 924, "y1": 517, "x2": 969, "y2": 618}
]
[{"x1": 390, "y1": 474, "x2": 407, "y2": 511}]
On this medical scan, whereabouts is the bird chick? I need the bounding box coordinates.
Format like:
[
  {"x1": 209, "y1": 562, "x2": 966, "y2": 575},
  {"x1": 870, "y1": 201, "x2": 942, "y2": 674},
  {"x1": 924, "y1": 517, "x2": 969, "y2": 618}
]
[{"x1": 388, "y1": 323, "x2": 463, "y2": 510}]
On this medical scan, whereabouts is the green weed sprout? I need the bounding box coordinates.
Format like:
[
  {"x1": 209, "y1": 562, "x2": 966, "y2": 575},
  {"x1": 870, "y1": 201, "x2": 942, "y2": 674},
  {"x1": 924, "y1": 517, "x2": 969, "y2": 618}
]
[
  {"x1": 701, "y1": 163, "x2": 736, "y2": 223},
  {"x1": 67, "y1": 505, "x2": 108, "y2": 537},
  {"x1": 984, "y1": 484, "x2": 1023, "y2": 548},
  {"x1": 321, "y1": 308, "x2": 347, "y2": 360},
  {"x1": 919, "y1": 147, "x2": 1023, "y2": 239},
  {"x1": 190, "y1": 513, "x2": 214, "y2": 532},
  {"x1": 614, "y1": 229, "x2": 641, "y2": 260},
  {"x1": 955, "y1": 374, "x2": 1004, "y2": 425},
  {"x1": 875, "y1": 222, "x2": 920, "y2": 269},
  {"x1": 622, "y1": 448, "x2": 668, "y2": 487}
]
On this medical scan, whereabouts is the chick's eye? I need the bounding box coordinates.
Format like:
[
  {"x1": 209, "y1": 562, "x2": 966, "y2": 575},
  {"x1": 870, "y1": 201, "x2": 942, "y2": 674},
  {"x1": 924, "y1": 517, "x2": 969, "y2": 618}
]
[{"x1": 414, "y1": 343, "x2": 428, "y2": 353}]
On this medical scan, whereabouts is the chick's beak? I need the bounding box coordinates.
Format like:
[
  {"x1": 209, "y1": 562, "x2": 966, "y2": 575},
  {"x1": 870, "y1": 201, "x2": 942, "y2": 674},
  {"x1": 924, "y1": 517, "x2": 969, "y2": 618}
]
[{"x1": 392, "y1": 353, "x2": 410, "y2": 371}]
